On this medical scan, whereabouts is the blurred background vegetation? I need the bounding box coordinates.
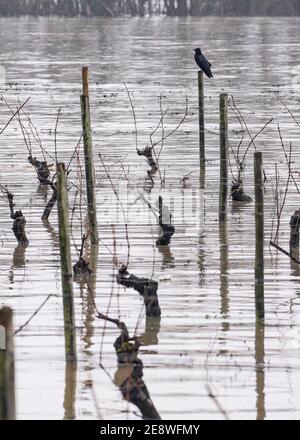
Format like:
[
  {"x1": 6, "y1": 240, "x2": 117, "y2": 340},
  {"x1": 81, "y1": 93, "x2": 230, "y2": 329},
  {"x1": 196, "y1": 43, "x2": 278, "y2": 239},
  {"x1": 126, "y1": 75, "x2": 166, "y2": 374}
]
[{"x1": 1, "y1": 0, "x2": 300, "y2": 17}]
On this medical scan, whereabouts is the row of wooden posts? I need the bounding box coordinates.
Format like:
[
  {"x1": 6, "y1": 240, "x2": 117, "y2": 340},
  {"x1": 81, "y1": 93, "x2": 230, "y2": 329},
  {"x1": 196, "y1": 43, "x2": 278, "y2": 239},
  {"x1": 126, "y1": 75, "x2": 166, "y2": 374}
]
[
  {"x1": 0, "y1": 69, "x2": 265, "y2": 419},
  {"x1": 0, "y1": 67, "x2": 98, "y2": 419},
  {"x1": 58, "y1": 67, "x2": 99, "y2": 364},
  {"x1": 198, "y1": 71, "x2": 264, "y2": 320}
]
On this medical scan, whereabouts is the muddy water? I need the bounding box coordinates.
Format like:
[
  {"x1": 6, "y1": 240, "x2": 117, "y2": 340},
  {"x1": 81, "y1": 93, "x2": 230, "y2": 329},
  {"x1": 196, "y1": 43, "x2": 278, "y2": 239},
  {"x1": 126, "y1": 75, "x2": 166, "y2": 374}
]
[{"x1": 1, "y1": 16, "x2": 300, "y2": 420}]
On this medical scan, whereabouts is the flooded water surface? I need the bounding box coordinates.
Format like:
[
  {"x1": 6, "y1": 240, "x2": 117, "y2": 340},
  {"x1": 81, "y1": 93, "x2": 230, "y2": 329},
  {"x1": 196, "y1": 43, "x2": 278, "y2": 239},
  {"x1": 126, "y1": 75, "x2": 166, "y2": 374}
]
[{"x1": 1, "y1": 16, "x2": 300, "y2": 420}]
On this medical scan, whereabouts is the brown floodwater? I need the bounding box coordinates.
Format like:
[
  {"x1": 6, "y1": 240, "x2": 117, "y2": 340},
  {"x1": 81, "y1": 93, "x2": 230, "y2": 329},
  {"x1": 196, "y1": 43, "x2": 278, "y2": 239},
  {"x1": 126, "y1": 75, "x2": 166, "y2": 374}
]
[{"x1": 1, "y1": 16, "x2": 300, "y2": 420}]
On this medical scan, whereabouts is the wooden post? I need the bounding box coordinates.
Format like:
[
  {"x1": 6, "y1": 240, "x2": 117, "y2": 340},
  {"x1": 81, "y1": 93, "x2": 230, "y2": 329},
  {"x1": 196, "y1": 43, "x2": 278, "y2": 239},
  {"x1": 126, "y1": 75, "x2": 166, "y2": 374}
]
[
  {"x1": 158, "y1": 195, "x2": 162, "y2": 225},
  {"x1": 198, "y1": 71, "x2": 205, "y2": 166},
  {"x1": 254, "y1": 152, "x2": 264, "y2": 320},
  {"x1": 82, "y1": 67, "x2": 89, "y2": 97},
  {"x1": 57, "y1": 162, "x2": 77, "y2": 363},
  {"x1": 290, "y1": 209, "x2": 300, "y2": 249},
  {"x1": 219, "y1": 93, "x2": 228, "y2": 222},
  {"x1": 200, "y1": 163, "x2": 205, "y2": 191},
  {"x1": 219, "y1": 222, "x2": 229, "y2": 321},
  {"x1": 289, "y1": 209, "x2": 300, "y2": 269},
  {"x1": 0, "y1": 307, "x2": 15, "y2": 420},
  {"x1": 81, "y1": 94, "x2": 99, "y2": 245}
]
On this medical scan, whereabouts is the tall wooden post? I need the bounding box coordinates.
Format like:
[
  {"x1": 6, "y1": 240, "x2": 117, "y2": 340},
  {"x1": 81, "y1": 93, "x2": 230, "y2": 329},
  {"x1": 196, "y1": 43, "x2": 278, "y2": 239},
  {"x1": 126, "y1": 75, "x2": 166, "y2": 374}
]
[
  {"x1": 81, "y1": 80, "x2": 99, "y2": 245},
  {"x1": 219, "y1": 93, "x2": 228, "y2": 222},
  {"x1": 57, "y1": 162, "x2": 77, "y2": 363},
  {"x1": 82, "y1": 67, "x2": 89, "y2": 98},
  {"x1": 290, "y1": 209, "x2": 300, "y2": 249},
  {"x1": 254, "y1": 152, "x2": 264, "y2": 320},
  {"x1": 0, "y1": 307, "x2": 15, "y2": 420},
  {"x1": 198, "y1": 71, "x2": 205, "y2": 166}
]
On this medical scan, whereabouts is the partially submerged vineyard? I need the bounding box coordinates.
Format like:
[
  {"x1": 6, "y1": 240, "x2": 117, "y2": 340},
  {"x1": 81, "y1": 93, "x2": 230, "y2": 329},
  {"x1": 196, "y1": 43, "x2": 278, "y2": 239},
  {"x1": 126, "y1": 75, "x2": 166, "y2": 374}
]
[{"x1": 1, "y1": 64, "x2": 300, "y2": 420}]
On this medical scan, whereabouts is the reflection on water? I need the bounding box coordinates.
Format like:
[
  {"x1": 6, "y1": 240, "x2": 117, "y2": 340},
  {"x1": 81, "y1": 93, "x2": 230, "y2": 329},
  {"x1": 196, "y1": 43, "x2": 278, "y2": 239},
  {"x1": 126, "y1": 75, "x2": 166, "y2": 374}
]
[
  {"x1": 114, "y1": 359, "x2": 161, "y2": 420},
  {"x1": 219, "y1": 221, "x2": 229, "y2": 331},
  {"x1": 157, "y1": 244, "x2": 175, "y2": 270},
  {"x1": 42, "y1": 219, "x2": 59, "y2": 249},
  {"x1": 255, "y1": 322, "x2": 265, "y2": 421},
  {"x1": 139, "y1": 317, "x2": 161, "y2": 346},
  {"x1": 290, "y1": 245, "x2": 300, "y2": 275},
  {"x1": 12, "y1": 243, "x2": 27, "y2": 269},
  {"x1": 0, "y1": 16, "x2": 300, "y2": 419},
  {"x1": 64, "y1": 363, "x2": 77, "y2": 420},
  {"x1": 9, "y1": 243, "x2": 28, "y2": 284}
]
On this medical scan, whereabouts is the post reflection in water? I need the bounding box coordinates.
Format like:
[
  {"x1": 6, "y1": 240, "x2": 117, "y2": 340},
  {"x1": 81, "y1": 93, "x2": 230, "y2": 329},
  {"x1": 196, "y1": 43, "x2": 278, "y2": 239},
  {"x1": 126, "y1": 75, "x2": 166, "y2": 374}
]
[
  {"x1": 255, "y1": 321, "x2": 265, "y2": 420},
  {"x1": 77, "y1": 243, "x2": 99, "y2": 350},
  {"x1": 71, "y1": 243, "x2": 99, "y2": 418},
  {"x1": 219, "y1": 221, "x2": 229, "y2": 330},
  {"x1": 63, "y1": 362, "x2": 77, "y2": 420},
  {"x1": 200, "y1": 163, "x2": 206, "y2": 192}
]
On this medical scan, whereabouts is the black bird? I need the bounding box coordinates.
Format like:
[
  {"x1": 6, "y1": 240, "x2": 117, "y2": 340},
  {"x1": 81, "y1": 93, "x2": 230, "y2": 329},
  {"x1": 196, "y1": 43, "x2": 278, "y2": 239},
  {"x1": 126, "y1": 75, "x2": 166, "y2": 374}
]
[{"x1": 193, "y1": 48, "x2": 213, "y2": 78}]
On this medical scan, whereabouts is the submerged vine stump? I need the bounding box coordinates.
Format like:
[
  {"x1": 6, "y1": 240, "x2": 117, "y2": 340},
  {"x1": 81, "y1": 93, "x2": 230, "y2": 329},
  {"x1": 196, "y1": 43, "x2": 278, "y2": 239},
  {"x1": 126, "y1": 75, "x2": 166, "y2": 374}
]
[
  {"x1": 254, "y1": 152, "x2": 264, "y2": 320},
  {"x1": 28, "y1": 155, "x2": 57, "y2": 221},
  {"x1": 57, "y1": 162, "x2": 77, "y2": 363},
  {"x1": 117, "y1": 265, "x2": 161, "y2": 317},
  {"x1": 290, "y1": 209, "x2": 300, "y2": 250},
  {"x1": 28, "y1": 156, "x2": 51, "y2": 184},
  {"x1": 0, "y1": 307, "x2": 15, "y2": 420},
  {"x1": 156, "y1": 196, "x2": 175, "y2": 246},
  {"x1": 41, "y1": 180, "x2": 57, "y2": 221},
  {"x1": 137, "y1": 146, "x2": 158, "y2": 176},
  {"x1": 73, "y1": 257, "x2": 92, "y2": 278},
  {"x1": 81, "y1": 94, "x2": 99, "y2": 245},
  {"x1": 7, "y1": 192, "x2": 29, "y2": 244},
  {"x1": 114, "y1": 321, "x2": 161, "y2": 420},
  {"x1": 198, "y1": 71, "x2": 205, "y2": 166},
  {"x1": 72, "y1": 234, "x2": 92, "y2": 279},
  {"x1": 114, "y1": 321, "x2": 140, "y2": 364},
  {"x1": 231, "y1": 180, "x2": 252, "y2": 202},
  {"x1": 219, "y1": 93, "x2": 228, "y2": 222}
]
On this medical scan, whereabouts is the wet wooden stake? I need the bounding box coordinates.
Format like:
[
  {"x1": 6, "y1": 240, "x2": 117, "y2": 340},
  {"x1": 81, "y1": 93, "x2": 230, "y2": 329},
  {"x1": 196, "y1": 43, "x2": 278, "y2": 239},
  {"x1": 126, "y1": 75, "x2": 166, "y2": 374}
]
[
  {"x1": 82, "y1": 66, "x2": 89, "y2": 97},
  {"x1": 81, "y1": 94, "x2": 99, "y2": 245},
  {"x1": 158, "y1": 195, "x2": 162, "y2": 225},
  {"x1": 57, "y1": 162, "x2": 77, "y2": 363},
  {"x1": 254, "y1": 152, "x2": 264, "y2": 320},
  {"x1": 289, "y1": 209, "x2": 300, "y2": 268},
  {"x1": 198, "y1": 71, "x2": 205, "y2": 166},
  {"x1": 0, "y1": 307, "x2": 15, "y2": 420},
  {"x1": 289, "y1": 209, "x2": 300, "y2": 251},
  {"x1": 219, "y1": 93, "x2": 228, "y2": 222}
]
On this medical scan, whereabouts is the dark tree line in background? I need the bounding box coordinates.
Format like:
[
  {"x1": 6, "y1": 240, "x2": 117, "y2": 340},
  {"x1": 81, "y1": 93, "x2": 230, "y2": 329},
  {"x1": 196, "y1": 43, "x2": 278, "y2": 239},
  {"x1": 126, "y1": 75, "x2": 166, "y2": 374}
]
[{"x1": 1, "y1": 0, "x2": 300, "y2": 16}]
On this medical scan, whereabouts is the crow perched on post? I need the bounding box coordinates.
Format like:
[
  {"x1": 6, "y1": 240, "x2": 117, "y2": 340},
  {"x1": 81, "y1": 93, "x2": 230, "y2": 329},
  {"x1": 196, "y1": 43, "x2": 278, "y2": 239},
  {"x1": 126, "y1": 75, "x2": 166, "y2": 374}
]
[{"x1": 194, "y1": 48, "x2": 213, "y2": 78}]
